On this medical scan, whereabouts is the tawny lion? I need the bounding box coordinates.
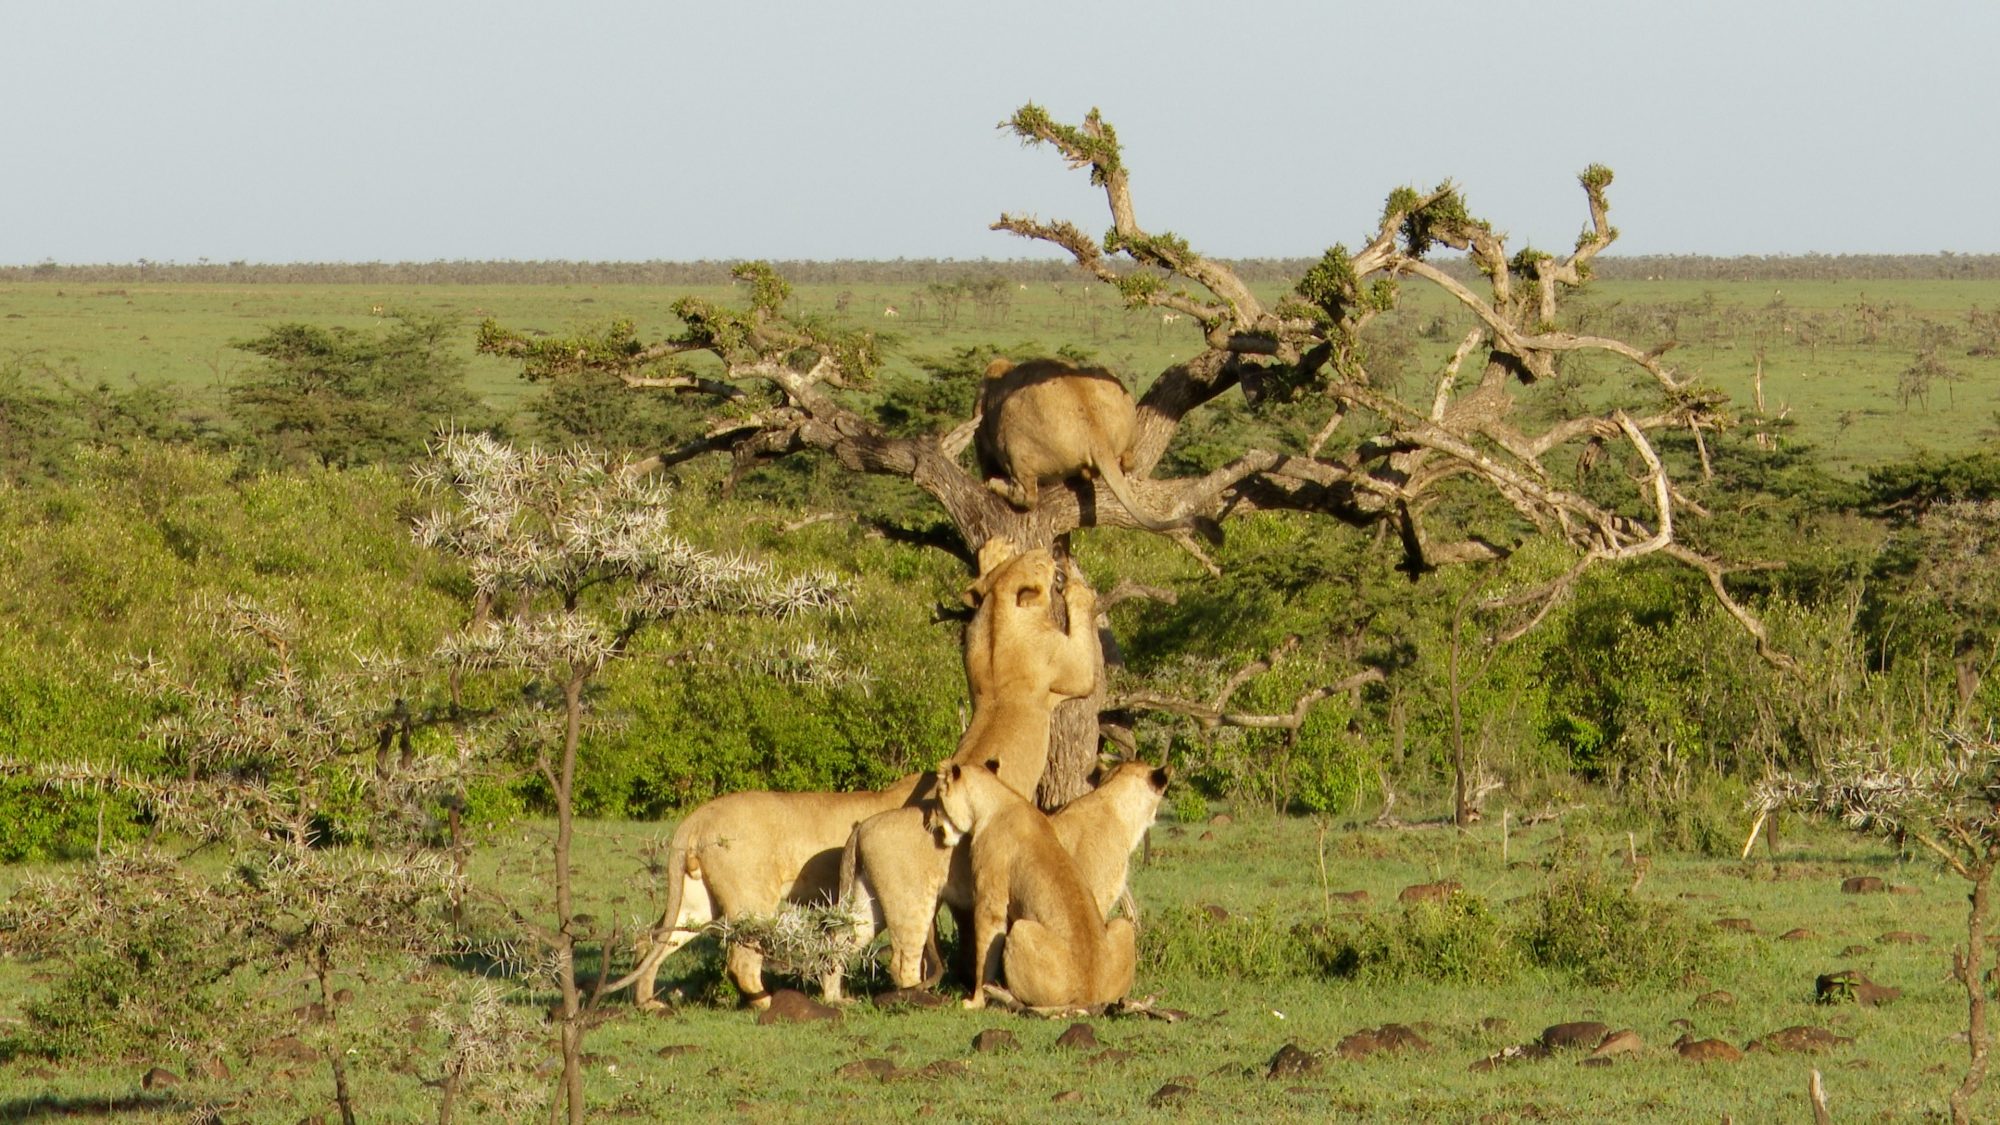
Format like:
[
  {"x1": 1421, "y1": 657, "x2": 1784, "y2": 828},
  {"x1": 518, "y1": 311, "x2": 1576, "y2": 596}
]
[
  {"x1": 614, "y1": 776, "x2": 927, "y2": 1010},
  {"x1": 615, "y1": 539, "x2": 1098, "y2": 1009},
  {"x1": 930, "y1": 759, "x2": 1137, "y2": 1009},
  {"x1": 839, "y1": 758, "x2": 1168, "y2": 992},
  {"x1": 957, "y1": 538, "x2": 1101, "y2": 796},
  {"x1": 975, "y1": 357, "x2": 1181, "y2": 532}
]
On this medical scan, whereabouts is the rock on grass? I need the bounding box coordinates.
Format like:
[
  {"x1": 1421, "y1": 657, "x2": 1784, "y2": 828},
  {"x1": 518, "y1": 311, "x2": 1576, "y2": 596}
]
[
  {"x1": 1267, "y1": 1042, "x2": 1320, "y2": 1078},
  {"x1": 757, "y1": 989, "x2": 841, "y2": 1025}
]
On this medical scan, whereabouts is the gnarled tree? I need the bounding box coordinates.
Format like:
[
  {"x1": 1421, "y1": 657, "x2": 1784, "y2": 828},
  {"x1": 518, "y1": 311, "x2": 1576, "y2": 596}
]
[{"x1": 479, "y1": 104, "x2": 1780, "y2": 808}]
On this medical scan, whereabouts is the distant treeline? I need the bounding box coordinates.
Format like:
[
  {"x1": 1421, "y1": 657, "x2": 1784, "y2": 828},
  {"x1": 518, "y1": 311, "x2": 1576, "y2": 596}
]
[{"x1": 6, "y1": 254, "x2": 2000, "y2": 286}]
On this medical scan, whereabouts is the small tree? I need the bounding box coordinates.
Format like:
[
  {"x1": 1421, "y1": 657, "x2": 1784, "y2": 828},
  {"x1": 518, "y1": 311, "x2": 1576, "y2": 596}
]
[
  {"x1": 413, "y1": 432, "x2": 846, "y2": 1125},
  {"x1": 230, "y1": 312, "x2": 488, "y2": 468},
  {"x1": 1875, "y1": 499, "x2": 2000, "y2": 717},
  {"x1": 0, "y1": 351, "x2": 190, "y2": 483},
  {"x1": 1756, "y1": 731, "x2": 2000, "y2": 1124},
  {"x1": 4, "y1": 599, "x2": 465, "y2": 1125}
]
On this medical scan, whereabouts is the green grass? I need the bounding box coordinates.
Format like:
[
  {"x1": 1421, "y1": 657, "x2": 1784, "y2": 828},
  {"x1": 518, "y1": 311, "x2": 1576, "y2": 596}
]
[{"x1": 1, "y1": 808, "x2": 1984, "y2": 1122}]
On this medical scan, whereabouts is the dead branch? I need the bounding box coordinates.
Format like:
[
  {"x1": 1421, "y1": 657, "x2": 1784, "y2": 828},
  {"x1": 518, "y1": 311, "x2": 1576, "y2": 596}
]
[
  {"x1": 509, "y1": 109, "x2": 1786, "y2": 700},
  {"x1": 1110, "y1": 668, "x2": 1384, "y2": 733},
  {"x1": 1096, "y1": 579, "x2": 1179, "y2": 614}
]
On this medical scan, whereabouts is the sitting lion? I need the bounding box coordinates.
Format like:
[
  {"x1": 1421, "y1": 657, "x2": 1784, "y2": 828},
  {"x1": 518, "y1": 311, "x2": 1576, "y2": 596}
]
[
  {"x1": 840, "y1": 757, "x2": 1168, "y2": 993},
  {"x1": 614, "y1": 774, "x2": 929, "y2": 1010},
  {"x1": 931, "y1": 759, "x2": 1137, "y2": 1010}
]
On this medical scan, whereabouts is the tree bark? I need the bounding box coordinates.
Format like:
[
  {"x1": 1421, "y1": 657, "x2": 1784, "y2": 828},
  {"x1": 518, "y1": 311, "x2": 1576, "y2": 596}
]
[
  {"x1": 1951, "y1": 859, "x2": 1994, "y2": 1125},
  {"x1": 552, "y1": 669, "x2": 586, "y2": 1125}
]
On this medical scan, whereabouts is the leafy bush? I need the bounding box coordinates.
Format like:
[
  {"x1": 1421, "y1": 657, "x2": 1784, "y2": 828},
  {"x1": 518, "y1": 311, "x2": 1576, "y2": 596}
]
[
  {"x1": 1519, "y1": 847, "x2": 1720, "y2": 986},
  {"x1": 1346, "y1": 892, "x2": 1520, "y2": 985},
  {"x1": 1138, "y1": 904, "x2": 1316, "y2": 983},
  {"x1": 229, "y1": 313, "x2": 492, "y2": 469}
]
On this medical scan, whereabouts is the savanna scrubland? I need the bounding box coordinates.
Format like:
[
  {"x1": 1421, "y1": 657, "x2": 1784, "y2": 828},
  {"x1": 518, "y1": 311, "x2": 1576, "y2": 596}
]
[{"x1": 6, "y1": 108, "x2": 2000, "y2": 1121}]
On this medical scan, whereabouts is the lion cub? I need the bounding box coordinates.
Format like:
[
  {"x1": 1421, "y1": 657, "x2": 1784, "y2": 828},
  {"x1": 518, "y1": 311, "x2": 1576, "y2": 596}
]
[
  {"x1": 975, "y1": 357, "x2": 1181, "y2": 533},
  {"x1": 932, "y1": 760, "x2": 1138, "y2": 1010},
  {"x1": 616, "y1": 773, "x2": 926, "y2": 1010},
  {"x1": 841, "y1": 758, "x2": 1168, "y2": 993}
]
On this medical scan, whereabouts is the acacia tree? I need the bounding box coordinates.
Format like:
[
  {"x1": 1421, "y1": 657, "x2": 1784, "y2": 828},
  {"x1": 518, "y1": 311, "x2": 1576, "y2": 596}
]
[
  {"x1": 1756, "y1": 731, "x2": 2000, "y2": 1124},
  {"x1": 413, "y1": 432, "x2": 845, "y2": 1125},
  {"x1": 5, "y1": 599, "x2": 465, "y2": 1125},
  {"x1": 479, "y1": 104, "x2": 1780, "y2": 808}
]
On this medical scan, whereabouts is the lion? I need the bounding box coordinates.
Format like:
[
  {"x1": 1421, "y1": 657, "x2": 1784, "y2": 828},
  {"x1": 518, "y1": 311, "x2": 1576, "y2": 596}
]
[
  {"x1": 957, "y1": 538, "x2": 1101, "y2": 797},
  {"x1": 614, "y1": 541, "x2": 1096, "y2": 1010},
  {"x1": 613, "y1": 774, "x2": 928, "y2": 1010},
  {"x1": 839, "y1": 757, "x2": 1168, "y2": 994},
  {"x1": 974, "y1": 357, "x2": 1182, "y2": 533},
  {"x1": 930, "y1": 759, "x2": 1137, "y2": 1009}
]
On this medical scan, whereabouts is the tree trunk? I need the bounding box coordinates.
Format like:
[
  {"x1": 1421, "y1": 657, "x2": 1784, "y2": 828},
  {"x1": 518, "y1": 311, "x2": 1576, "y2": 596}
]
[
  {"x1": 1951, "y1": 860, "x2": 1994, "y2": 1125},
  {"x1": 1449, "y1": 589, "x2": 1474, "y2": 828},
  {"x1": 552, "y1": 670, "x2": 587, "y2": 1125},
  {"x1": 318, "y1": 946, "x2": 358, "y2": 1125},
  {"x1": 1039, "y1": 687, "x2": 1105, "y2": 810}
]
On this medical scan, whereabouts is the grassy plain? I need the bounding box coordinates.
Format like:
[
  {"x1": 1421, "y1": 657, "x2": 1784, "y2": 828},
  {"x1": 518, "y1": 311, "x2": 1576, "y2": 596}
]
[
  {"x1": 4, "y1": 270, "x2": 1999, "y2": 1120},
  {"x1": 0, "y1": 810, "x2": 1978, "y2": 1121},
  {"x1": 5, "y1": 275, "x2": 2000, "y2": 474}
]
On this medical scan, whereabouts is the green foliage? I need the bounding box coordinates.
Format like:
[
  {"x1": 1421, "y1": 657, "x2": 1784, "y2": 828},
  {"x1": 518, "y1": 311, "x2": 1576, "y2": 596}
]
[
  {"x1": 1293, "y1": 243, "x2": 1396, "y2": 327},
  {"x1": 0, "y1": 352, "x2": 193, "y2": 484},
  {"x1": 526, "y1": 364, "x2": 709, "y2": 452},
  {"x1": 733, "y1": 261, "x2": 793, "y2": 314},
  {"x1": 872, "y1": 344, "x2": 1012, "y2": 437},
  {"x1": 1138, "y1": 904, "x2": 1316, "y2": 983},
  {"x1": 1861, "y1": 449, "x2": 2000, "y2": 517},
  {"x1": 229, "y1": 312, "x2": 490, "y2": 469},
  {"x1": 1399, "y1": 183, "x2": 1477, "y2": 259},
  {"x1": 1112, "y1": 270, "x2": 1165, "y2": 307},
  {"x1": 1509, "y1": 247, "x2": 1553, "y2": 280},
  {"x1": 0, "y1": 444, "x2": 460, "y2": 852},
  {"x1": 1518, "y1": 841, "x2": 1719, "y2": 985},
  {"x1": 14, "y1": 926, "x2": 226, "y2": 1059},
  {"x1": 1346, "y1": 892, "x2": 1520, "y2": 985},
  {"x1": 1104, "y1": 229, "x2": 1194, "y2": 272},
  {"x1": 1005, "y1": 104, "x2": 1121, "y2": 186}
]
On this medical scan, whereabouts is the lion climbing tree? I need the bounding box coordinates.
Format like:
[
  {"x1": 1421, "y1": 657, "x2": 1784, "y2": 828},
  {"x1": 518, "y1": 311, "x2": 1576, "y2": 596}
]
[{"x1": 478, "y1": 103, "x2": 1782, "y2": 809}]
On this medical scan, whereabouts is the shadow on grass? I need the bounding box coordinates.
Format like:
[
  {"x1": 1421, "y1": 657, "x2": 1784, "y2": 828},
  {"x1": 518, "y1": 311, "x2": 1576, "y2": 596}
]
[{"x1": 0, "y1": 1093, "x2": 181, "y2": 1122}]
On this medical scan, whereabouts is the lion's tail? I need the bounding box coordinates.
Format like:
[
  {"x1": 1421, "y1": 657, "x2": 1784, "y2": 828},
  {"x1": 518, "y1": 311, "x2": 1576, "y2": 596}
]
[
  {"x1": 601, "y1": 824, "x2": 696, "y2": 1002},
  {"x1": 836, "y1": 821, "x2": 862, "y2": 908},
  {"x1": 1092, "y1": 454, "x2": 1221, "y2": 543}
]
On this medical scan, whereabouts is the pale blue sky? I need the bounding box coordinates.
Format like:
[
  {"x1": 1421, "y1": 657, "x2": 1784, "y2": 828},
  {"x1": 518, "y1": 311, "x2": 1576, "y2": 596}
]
[{"x1": 5, "y1": 0, "x2": 1994, "y2": 264}]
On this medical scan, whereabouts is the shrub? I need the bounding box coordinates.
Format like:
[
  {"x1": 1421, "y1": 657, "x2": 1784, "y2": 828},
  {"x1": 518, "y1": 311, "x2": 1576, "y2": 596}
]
[
  {"x1": 1519, "y1": 847, "x2": 1720, "y2": 986},
  {"x1": 1347, "y1": 892, "x2": 1520, "y2": 985},
  {"x1": 1139, "y1": 904, "x2": 1315, "y2": 983}
]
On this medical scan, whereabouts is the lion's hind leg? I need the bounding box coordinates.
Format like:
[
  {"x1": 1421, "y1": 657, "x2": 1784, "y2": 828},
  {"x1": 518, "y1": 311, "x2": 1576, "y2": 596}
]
[
  {"x1": 998, "y1": 918, "x2": 1080, "y2": 1009},
  {"x1": 1094, "y1": 916, "x2": 1137, "y2": 1005}
]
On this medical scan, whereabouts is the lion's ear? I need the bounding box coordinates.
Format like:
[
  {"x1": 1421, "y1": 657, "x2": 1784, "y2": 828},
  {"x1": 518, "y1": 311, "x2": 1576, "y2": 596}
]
[
  {"x1": 983, "y1": 357, "x2": 1015, "y2": 379},
  {"x1": 975, "y1": 536, "x2": 1018, "y2": 577},
  {"x1": 1015, "y1": 582, "x2": 1044, "y2": 609},
  {"x1": 1150, "y1": 767, "x2": 1170, "y2": 792},
  {"x1": 962, "y1": 574, "x2": 992, "y2": 608}
]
